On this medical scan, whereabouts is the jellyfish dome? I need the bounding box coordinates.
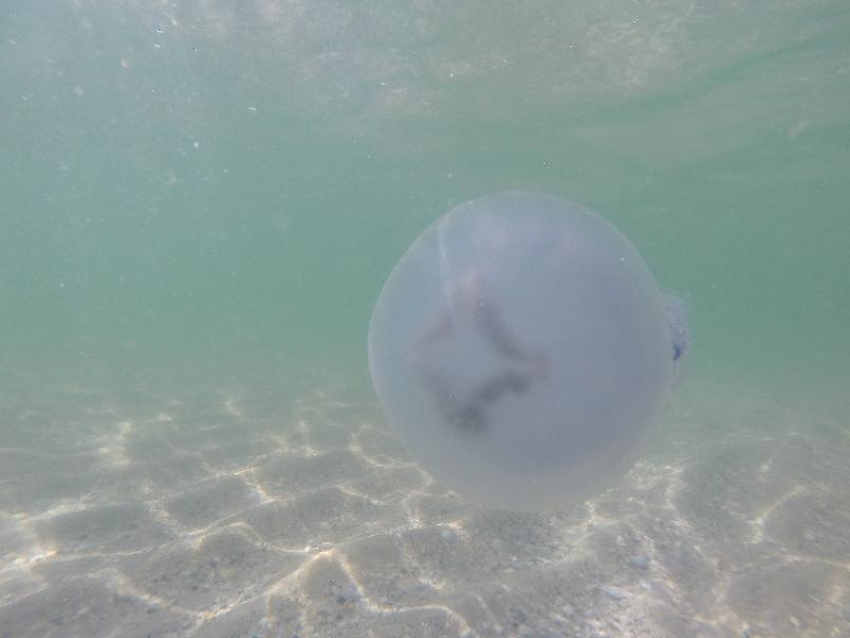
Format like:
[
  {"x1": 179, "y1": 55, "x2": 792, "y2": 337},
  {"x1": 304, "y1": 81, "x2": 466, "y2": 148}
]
[{"x1": 368, "y1": 191, "x2": 689, "y2": 513}]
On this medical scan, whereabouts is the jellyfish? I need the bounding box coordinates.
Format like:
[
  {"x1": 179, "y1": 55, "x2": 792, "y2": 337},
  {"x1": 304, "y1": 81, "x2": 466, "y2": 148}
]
[{"x1": 368, "y1": 191, "x2": 690, "y2": 513}]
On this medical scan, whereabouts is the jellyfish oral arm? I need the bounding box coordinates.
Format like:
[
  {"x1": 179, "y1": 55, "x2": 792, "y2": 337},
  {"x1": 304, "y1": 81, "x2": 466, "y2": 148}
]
[{"x1": 411, "y1": 270, "x2": 550, "y2": 433}]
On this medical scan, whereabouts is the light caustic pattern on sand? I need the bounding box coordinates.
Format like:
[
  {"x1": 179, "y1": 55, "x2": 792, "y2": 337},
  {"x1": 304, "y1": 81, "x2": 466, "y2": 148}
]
[{"x1": 0, "y1": 383, "x2": 848, "y2": 638}]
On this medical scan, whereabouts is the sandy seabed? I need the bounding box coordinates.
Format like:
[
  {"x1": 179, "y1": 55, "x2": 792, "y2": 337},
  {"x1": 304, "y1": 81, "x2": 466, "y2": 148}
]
[{"x1": 0, "y1": 378, "x2": 847, "y2": 638}]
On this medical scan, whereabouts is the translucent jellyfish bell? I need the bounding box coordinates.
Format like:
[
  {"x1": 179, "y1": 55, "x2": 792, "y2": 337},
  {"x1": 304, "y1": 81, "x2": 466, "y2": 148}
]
[{"x1": 368, "y1": 192, "x2": 690, "y2": 513}]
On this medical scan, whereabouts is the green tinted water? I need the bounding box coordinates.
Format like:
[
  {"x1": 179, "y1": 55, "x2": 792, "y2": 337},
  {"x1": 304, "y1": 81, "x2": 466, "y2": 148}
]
[
  {"x1": 2, "y1": 1, "x2": 848, "y2": 403},
  {"x1": 1, "y1": 2, "x2": 849, "y2": 635}
]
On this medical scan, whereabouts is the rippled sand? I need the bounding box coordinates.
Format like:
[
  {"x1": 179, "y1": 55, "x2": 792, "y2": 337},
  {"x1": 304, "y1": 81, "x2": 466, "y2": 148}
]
[{"x1": 0, "y1": 380, "x2": 847, "y2": 637}]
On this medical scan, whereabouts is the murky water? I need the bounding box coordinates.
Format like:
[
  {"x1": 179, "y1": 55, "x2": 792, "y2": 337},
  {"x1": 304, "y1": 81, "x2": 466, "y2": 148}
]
[{"x1": 1, "y1": 1, "x2": 848, "y2": 636}]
